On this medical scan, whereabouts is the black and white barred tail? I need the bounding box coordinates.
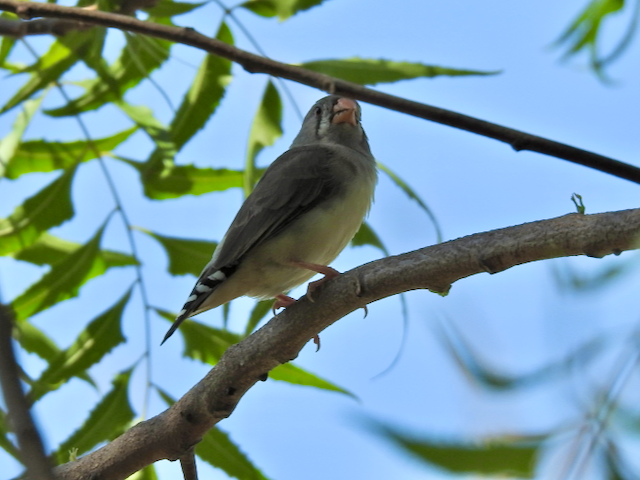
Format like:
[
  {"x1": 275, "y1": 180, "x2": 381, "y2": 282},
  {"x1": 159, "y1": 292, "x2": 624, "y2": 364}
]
[{"x1": 160, "y1": 269, "x2": 227, "y2": 344}]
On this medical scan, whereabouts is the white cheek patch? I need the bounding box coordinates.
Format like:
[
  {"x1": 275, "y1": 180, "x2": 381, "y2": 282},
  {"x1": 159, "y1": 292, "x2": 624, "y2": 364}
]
[
  {"x1": 317, "y1": 115, "x2": 331, "y2": 138},
  {"x1": 208, "y1": 270, "x2": 226, "y2": 281}
]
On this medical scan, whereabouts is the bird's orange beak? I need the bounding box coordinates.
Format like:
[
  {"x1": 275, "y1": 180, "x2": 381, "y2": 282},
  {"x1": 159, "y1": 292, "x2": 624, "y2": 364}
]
[{"x1": 332, "y1": 98, "x2": 358, "y2": 126}]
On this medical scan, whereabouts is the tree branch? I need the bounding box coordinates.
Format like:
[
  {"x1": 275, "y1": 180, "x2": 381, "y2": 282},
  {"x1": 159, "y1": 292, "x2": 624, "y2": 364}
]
[
  {"x1": 0, "y1": 304, "x2": 55, "y2": 480},
  {"x1": 0, "y1": 0, "x2": 639, "y2": 184},
  {"x1": 48, "y1": 208, "x2": 640, "y2": 480}
]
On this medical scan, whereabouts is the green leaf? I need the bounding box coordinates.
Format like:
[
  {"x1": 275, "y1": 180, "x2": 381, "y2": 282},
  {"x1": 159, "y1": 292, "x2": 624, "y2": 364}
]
[
  {"x1": 155, "y1": 387, "x2": 270, "y2": 480},
  {"x1": 115, "y1": 100, "x2": 177, "y2": 168},
  {"x1": 0, "y1": 93, "x2": 44, "y2": 178},
  {"x1": 300, "y1": 57, "x2": 500, "y2": 85},
  {"x1": 171, "y1": 314, "x2": 242, "y2": 364},
  {"x1": 10, "y1": 221, "x2": 109, "y2": 321},
  {"x1": 436, "y1": 320, "x2": 604, "y2": 390},
  {"x1": 169, "y1": 21, "x2": 233, "y2": 151},
  {"x1": 45, "y1": 31, "x2": 172, "y2": 117},
  {"x1": 4, "y1": 127, "x2": 137, "y2": 179},
  {"x1": 29, "y1": 289, "x2": 131, "y2": 401},
  {"x1": 140, "y1": 229, "x2": 216, "y2": 276},
  {"x1": 12, "y1": 320, "x2": 60, "y2": 362},
  {"x1": 243, "y1": 300, "x2": 272, "y2": 335},
  {"x1": 555, "y1": 0, "x2": 626, "y2": 75},
  {"x1": 166, "y1": 312, "x2": 351, "y2": 395},
  {"x1": 54, "y1": 368, "x2": 135, "y2": 464},
  {"x1": 0, "y1": 165, "x2": 76, "y2": 256},
  {"x1": 11, "y1": 232, "x2": 138, "y2": 268},
  {"x1": 270, "y1": 363, "x2": 353, "y2": 396},
  {"x1": 128, "y1": 465, "x2": 159, "y2": 480},
  {"x1": 143, "y1": 0, "x2": 205, "y2": 17},
  {"x1": 240, "y1": 0, "x2": 326, "y2": 20},
  {"x1": 1, "y1": 30, "x2": 100, "y2": 113},
  {"x1": 121, "y1": 157, "x2": 244, "y2": 200},
  {"x1": 244, "y1": 80, "x2": 282, "y2": 196},
  {"x1": 0, "y1": 13, "x2": 18, "y2": 68},
  {"x1": 374, "y1": 425, "x2": 541, "y2": 478},
  {"x1": 377, "y1": 161, "x2": 442, "y2": 242},
  {"x1": 196, "y1": 427, "x2": 270, "y2": 480},
  {"x1": 351, "y1": 221, "x2": 388, "y2": 255}
]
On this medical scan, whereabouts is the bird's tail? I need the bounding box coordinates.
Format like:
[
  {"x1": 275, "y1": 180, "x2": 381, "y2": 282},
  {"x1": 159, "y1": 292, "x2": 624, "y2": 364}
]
[{"x1": 160, "y1": 268, "x2": 229, "y2": 344}]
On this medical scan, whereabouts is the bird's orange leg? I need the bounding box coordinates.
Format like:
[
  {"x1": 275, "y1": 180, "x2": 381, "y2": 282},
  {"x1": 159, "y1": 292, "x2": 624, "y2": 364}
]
[
  {"x1": 291, "y1": 261, "x2": 341, "y2": 302},
  {"x1": 272, "y1": 294, "x2": 296, "y2": 314}
]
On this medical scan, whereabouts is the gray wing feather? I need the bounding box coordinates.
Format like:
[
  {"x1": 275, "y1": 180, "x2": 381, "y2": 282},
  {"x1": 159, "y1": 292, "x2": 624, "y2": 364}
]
[{"x1": 210, "y1": 145, "x2": 341, "y2": 270}]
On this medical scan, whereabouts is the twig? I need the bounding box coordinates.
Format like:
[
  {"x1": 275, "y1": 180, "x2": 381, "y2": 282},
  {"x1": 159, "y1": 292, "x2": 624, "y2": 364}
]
[
  {"x1": 0, "y1": 304, "x2": 56, "y2": 480},
  {"x1": 0, "y1": 0, "x2": 639, "y2": 184}
]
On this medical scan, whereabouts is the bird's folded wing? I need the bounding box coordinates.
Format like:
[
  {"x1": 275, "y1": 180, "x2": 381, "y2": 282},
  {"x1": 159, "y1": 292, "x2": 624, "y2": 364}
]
[{"x1": 211, "y1": 145, "x2": 341, "y2": 271}]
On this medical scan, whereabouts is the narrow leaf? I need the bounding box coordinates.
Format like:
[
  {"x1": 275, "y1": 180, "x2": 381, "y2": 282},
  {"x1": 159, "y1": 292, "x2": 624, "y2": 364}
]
[
  {"x1": 45, "y1": 32, "x2": 172, "y2": 117},
  {"x1": 0, "y1": 12, "x2": 18, "y2": 68},
  {"x1": 373, "y1": 424, "x2": 541, "y2": 478},
  {"x1": 377, "y1": 161, "x2": 442, "y2": 242},
  {"x1": 0, "y1": 94, "x2": 44, "y2": 178},
  {"x1": 0, "y1": 165, "x2": 76, "y2": 256},
  {"x1": 11, "y1": 232, "x2": 137, "y2": 268},
  {"x1": 554, "y1": 0, "x2": 626, "y2": 76},
  {"x1": 436, "y1": 319, "x2": 604, "y2": 390},
  {"x1": 351, "y1": 221, "x2": 388, "y2": 255},
  {"x1": 121, "y1": 157, "x2": 244, "y2": 199},
  {"x1": 115, "y1": 101, "x2": 177, "y2": 168},
  {"x1": 164, "y1": 312, "x2": 352, "y2": 395},
  {"x1": 5, "y1": 127, "x2": 137, "y2": 179},
  {"x1": 143, "y1": 0, "x2": 205, "y2": 17},
  {"x1": 244, "y1": 80, "x2": 282, "y2": 196},
  {"x1": 301, "y1": 57, "x2": 500, "y2": 85},
  {"x1": 12, "y1": 320, "x2": 60, "y2": 362},
  {"x1": 270, "y1": 363, "x2": 353, "y2": 397},
  {"x1": 169, "y1": 21, "x2": 233, "y2": 150},
  {"x1": 54, "y1": 368, "x2": 135, "y2": 464},
  {"x1": 11, "y1": 222, "x2": 107, "y2": 321},
  {"x1": 173, "y1": 315, "x2": 241, "y2": 364},
  {"x1": 244, "y1": 300, "x2": 272, "y2": 335},
  {"x1": 30, "y1": 289, "x2": 131, "y2": 401},
  {"x1": 240, "y1": 0, "x2": 327, "y2": 20},
  {"x1": 128, "y1": 465, "x2": 159, "y2": 480},
  {"x1": 140, "y1": 229, "x2": 216, "y2": 276},
  {"x1": 196, "y1": 427, "x2": 270, "y2": 480},
  {"x1": 2, "y1": 30, "x2": 98, "y2": 113}
]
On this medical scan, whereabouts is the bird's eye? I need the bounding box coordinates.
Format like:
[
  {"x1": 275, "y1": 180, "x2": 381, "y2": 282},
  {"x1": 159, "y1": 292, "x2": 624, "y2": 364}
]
[{"x1": 314, "y1": 107, "x2": 321, "y2": 116}]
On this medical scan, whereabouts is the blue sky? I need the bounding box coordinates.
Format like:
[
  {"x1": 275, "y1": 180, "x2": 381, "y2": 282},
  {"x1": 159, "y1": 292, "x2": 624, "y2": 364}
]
[{"x1": 1, "y1": 0, "x2": 640, "y2": 479}]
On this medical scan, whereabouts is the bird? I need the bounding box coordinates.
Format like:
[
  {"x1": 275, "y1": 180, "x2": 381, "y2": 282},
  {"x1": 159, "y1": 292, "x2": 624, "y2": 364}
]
[{"x1": 161, "y1": 95, "x2": 377, "y2": 347}]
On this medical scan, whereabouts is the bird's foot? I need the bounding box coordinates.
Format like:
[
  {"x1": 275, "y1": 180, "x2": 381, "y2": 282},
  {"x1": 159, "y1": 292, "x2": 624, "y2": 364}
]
[
  {"x1": 313, "y1": 335, "x2": 321, "y2": 352},
  {"x1": 272, "y1": 294, "x2": 296, "y2": 314},
  {"x1": 292, "y1": 261, "x2": 341, "y2": 302}
]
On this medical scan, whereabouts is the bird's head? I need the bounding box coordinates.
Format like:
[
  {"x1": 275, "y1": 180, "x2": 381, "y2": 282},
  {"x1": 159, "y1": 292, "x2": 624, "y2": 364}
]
[{"x1": 292, "y1": 95, "x2": 371, "y2": 156}]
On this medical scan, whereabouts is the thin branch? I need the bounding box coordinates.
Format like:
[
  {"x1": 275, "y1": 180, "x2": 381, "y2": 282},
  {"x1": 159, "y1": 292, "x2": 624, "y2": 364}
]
[
  {"x1": 49, "y1": 208, "x2": 640, "y2": 480},
  {"x1": 0, "y1": 0, "x2": 639, "y2": 184},
  {"x1": 0, "y1": 304, "x2": 55, "y2": 480}
]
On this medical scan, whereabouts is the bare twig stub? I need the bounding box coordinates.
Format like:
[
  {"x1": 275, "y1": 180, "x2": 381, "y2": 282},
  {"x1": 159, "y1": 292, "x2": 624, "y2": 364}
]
[{"x1": 47, "y1": 209, "x2": 640, "y2": 480}]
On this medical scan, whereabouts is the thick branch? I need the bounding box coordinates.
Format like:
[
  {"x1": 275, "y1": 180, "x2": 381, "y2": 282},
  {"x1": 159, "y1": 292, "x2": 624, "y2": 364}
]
[
  {"x1": 49, "y1": 208, "x2": 640, "y2": 480},
  {"x1": 0, "y1": 0, "x2": 639, "y2": 184}
]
